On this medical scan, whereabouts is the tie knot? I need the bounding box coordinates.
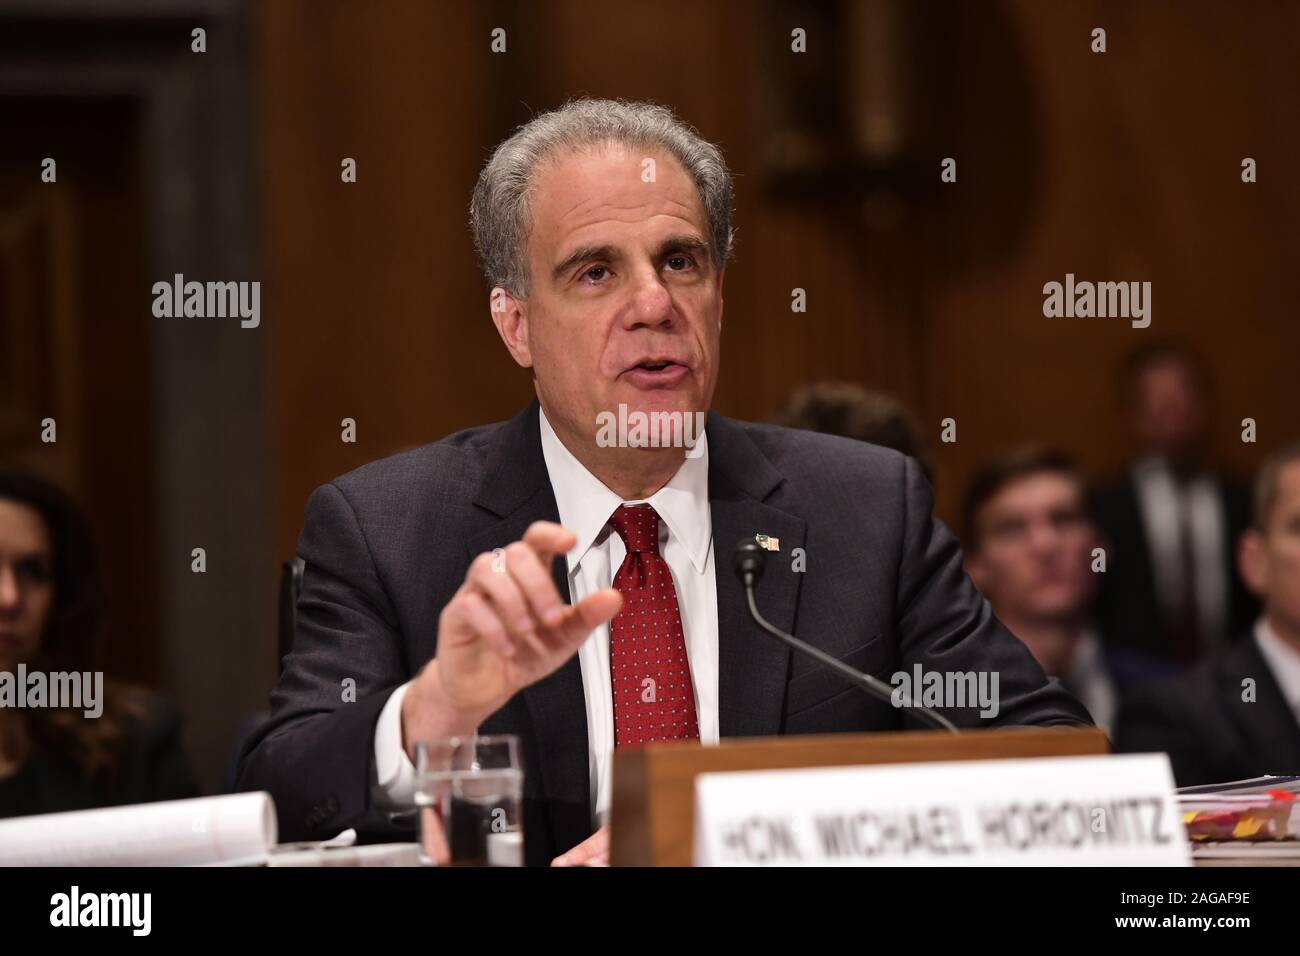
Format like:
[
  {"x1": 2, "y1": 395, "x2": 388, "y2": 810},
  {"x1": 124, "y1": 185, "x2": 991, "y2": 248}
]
[{"x1": 608, "y1": 505, "x2": 661, "y2": 554}]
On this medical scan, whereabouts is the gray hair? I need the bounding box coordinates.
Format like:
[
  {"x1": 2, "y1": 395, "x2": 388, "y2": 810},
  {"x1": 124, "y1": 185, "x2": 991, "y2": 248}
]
[{"x1": 469, "y1": 97, "x2": 734, "y2": 297}]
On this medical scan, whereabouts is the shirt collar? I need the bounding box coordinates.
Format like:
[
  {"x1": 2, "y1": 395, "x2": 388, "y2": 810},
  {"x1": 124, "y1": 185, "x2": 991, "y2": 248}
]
[
  {"x1": 538, "y1": 405, "x2": 712, "y2": 576},
  {"x1": 1133, "y1": 455, "x2": 1213, "y2": 494},
  {"x1": 1065, "y1": 628, "x2": 1106, "y2": 685},
  {"x1": 1255, "y1": 617, "x2": 1300, "y2": 712}
]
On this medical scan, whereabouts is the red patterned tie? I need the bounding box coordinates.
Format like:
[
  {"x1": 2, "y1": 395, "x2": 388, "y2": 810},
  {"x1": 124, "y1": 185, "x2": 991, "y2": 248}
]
[{"x1": 607, "y1": 505, "x2": 700, "y2": 747}]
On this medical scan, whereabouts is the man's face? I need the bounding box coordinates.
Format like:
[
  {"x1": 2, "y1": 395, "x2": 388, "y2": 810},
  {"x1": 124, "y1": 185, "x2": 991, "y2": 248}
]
[
  {"x1": 967, "y1": 472, "x2": 1098, "y2": 624},
  {"x1": 1241, "y1": 461, "x2": 1300, "y2": 636},
  {"x1": 1133, "y1": 360, "x2": 1207, "y2": 465},
  {"x1": 0, "y1": 499, "x2": 54, "y2": 672},
  {"x1": 495, "y1": 143, "x2": 723, "y2": 446}
]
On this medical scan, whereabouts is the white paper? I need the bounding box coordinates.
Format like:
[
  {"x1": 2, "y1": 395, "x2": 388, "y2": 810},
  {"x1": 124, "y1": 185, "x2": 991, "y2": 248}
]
[{"x1": 0, "y1": 791, "x2": 278, "y2": 866}]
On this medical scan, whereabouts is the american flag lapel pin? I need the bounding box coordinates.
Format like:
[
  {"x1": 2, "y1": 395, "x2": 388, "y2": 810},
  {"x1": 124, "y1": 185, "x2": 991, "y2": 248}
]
[{"x1": 755, "y1": 533, "x2": 780, "y2": 551}]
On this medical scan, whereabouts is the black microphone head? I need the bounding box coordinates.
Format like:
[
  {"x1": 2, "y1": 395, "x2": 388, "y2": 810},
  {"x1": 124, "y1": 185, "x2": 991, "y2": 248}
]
[{"x1": 733, "y1": 537, "x2": 766, "y2": 583}]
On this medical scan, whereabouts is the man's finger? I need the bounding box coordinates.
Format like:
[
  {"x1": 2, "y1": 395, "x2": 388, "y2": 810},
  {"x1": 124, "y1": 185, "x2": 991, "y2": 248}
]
[
  {"x1": 554, "y1": 588, "x2": 623, "y2": 644},
  {"x1": 551, "y1": 825, "x2": 610, "y2": 866},
  {"x1": 522, "y1": 521, "x2": 577, "y2": 565},
  {"x1": 503, "y1": 541, "x2": 567, "y2": 629},
  {"x1": 470, "y1": 552, "x2": 539, "y2": 647}
]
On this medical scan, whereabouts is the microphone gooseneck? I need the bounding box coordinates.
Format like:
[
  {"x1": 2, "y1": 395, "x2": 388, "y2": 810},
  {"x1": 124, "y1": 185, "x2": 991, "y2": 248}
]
[{"x1": 733, "y1": 539, "x2": 958, "y2": 734}]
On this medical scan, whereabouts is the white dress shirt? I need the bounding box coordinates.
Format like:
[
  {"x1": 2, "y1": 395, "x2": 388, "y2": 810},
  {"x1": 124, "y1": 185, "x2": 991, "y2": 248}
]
[
  {"x1": 1254, "y1": 618, "x2": 1300, "y2": 727},
  {"x1": 1060, "y1": 629, "x2": 1119, "y2": 737},
  {"x1": 373, "y1": 406, "x2": 719, "y2": 830},
  {"x1": 1132, "y1": 457, "x2": 1229, "y2": 646}
]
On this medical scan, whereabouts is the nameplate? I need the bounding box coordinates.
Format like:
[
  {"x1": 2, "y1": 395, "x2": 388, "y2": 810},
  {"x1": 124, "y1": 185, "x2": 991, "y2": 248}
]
[{"x1": 693, "y1": 754, "x2": 1188, "y2": 866}]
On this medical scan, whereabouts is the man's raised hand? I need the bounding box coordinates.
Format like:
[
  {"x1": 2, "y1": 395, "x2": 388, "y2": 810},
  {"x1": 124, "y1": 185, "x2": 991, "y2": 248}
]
[{"x1": 401, "y1": 521, "x2": 622, "y2": 753}]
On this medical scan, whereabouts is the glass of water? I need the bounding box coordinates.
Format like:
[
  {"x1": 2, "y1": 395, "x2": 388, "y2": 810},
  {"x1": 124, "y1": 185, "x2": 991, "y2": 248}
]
[{"x1": 414, "y1": 734, "x2": 523, "y2": 867}]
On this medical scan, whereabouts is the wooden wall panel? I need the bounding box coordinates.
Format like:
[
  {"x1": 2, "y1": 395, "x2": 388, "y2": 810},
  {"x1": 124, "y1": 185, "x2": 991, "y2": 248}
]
[
  {"x1": 0, "y1": 98, "x2": 158, "y2": 683},
  {"x1": 259, "y1": 0, "x2": 1300, "y2": 558},
  {"x1": 920, "y1": 0, "x2": 1300, "y2": 522}
]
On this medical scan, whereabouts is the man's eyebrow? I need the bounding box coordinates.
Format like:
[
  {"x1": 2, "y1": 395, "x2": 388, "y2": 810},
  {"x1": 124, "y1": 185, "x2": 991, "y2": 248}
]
[
  {"x1": 551, "y1": 244, "x2": 619, "y2": 283},
  {"x1": 656, "y1": 234, "x2": 711, "y2": 263},
  {"x1": 550, "y1": 234, "x2": 713, "y2": 284}
]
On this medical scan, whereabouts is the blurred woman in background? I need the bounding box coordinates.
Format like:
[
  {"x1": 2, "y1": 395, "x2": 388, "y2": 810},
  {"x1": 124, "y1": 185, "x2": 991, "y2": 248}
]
[{"x1": 0, "y1": 468, "x2": 196, "y2": 818}]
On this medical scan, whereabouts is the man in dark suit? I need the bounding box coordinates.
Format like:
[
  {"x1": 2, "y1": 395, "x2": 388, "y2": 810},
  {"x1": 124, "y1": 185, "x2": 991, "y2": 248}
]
[
  {"x1": 236, "y1": 98, "x2": 1091, "y2": 866},
  {"x1": 961, "y1": 447, "x2": 1129, "y2": 736},
  {"x1": 1092, "y1": 343, "x2": 1256, "y2": 671},
  {"x1": 1115, "y1": 442, "x2": 1300, "y2": 786}
]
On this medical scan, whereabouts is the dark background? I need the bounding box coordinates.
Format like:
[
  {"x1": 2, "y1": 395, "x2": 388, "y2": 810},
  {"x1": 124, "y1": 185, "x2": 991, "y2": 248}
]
[{"x1": 2, "y1": 0, "x2": 1296, "y2": 790}]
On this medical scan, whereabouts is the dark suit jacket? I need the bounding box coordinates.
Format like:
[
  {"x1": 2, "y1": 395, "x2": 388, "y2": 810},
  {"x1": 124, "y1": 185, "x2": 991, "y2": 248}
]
[
  {"x1": 1092, "y1": 474, "x2": 1256, "y2": 665},
  {"x1": 1114, "y1": 634, "x2": 1300, "y2": 787},
  {"x1": 0, "y1": 694, "x2": 198, "y2": 819},
  {"x1": 237, "y1": 402, "x2": 1092, "y2": 864}
]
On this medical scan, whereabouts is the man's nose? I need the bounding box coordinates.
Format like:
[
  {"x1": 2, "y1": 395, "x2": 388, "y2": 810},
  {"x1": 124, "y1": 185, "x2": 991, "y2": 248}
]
[
  {"x1": 0, "y1": 566, "x2": 21, "y2": 612},
  {"x1": 1027, "y1": 521, "x2": 1061, "y2": 554},
  {"x1": 625, "y1": 270, "x2": 674, "y2": 328}
]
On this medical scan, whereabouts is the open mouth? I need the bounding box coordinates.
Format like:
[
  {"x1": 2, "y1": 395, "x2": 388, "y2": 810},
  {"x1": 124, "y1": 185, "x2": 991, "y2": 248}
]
[{"x1": 623, "y1": 359, "x2": 690, "y2": 388}]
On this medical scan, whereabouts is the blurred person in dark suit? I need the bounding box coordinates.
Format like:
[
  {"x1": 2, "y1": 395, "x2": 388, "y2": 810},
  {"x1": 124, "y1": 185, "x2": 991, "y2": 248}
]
[
  {"x1": 772, "y1": 381, "x2": 935, "y2": 484},
  {"x1": 0, "y1": 469, "x2": 197, "y2": 818},
  {"x1": 1092, "y1": 342, "x2": 1256, "y2": 669},
  {"x1": 1115, "y1": 441, "x2": 1300, "y2": 786},
  {"x1": 963, "y1": 448, "x2": 1143, "y2": 736},
  {"x1": 237, "y1": 98, "x2": 1090, "y2": 866}
]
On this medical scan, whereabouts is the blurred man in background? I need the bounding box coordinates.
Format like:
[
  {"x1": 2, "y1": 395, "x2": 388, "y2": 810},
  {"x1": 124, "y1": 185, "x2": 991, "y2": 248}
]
[
  {"x1": 1092, "y1": 342, "x2": 1256, "y2": 670},
  {"x1": 1115, "y1": 441, "x2": 1300, "y2": 786},
  {"x1": 773, "y1": 381, "x2": 935, "y2": 485},
  {"x1": 963, "y1": 448, "x2": 1122, "y2": 734}
]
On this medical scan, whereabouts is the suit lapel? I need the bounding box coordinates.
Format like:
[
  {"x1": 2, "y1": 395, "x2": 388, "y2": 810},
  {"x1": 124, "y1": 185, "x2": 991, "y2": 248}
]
[
  {"x1": 1122, "y1": 479, "x2": 1160, "y2": 605},
  {"x1": 464, "y1": 401, "x2": 591, "y2": 848},
  {"x1": 1219, "y1": 638, "x2": 1300, "y2": 772},
  {"x1": 707, "y1": 412, "x2": 807, "y2": 738}
]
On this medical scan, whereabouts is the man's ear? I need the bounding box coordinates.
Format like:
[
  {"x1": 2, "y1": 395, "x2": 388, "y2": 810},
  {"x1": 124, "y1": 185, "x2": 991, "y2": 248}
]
[
  {"x1": 716, "y1": 268, "x2": 725, "y2": 331},
  {"x1": 489, "y1": 286, "x2": 533, "y2": 368},
  {"x1": 1238, "y1": 528, "x2": 1268, "y2": 596}
]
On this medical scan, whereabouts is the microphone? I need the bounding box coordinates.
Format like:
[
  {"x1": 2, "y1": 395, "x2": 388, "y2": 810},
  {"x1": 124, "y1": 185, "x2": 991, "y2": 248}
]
[{"x1": 733, "y1": 539, "x2": 958, "y2": 733}]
